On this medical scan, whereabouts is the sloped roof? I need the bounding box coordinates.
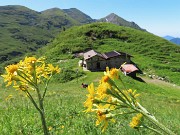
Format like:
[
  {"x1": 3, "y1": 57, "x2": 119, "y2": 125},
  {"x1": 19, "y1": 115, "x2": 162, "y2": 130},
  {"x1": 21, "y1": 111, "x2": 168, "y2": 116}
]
[
  {"x1": 103, "y1": 50, "x2": 121, "y2": 59},
  {"x1": 84, "y1": 50, "x2": 104, "y2": 60},
  {"x1": 121, "y1": 64, "x2": 138, "y2": 73},
  {"x1": 84, "y1": 50, "x2": 132, "y2": 60}
]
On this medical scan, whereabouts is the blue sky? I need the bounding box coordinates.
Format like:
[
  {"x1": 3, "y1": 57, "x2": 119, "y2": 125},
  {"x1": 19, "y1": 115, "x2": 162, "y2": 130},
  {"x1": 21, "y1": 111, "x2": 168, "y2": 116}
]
[{"x1": 1, "y1": 0, "x2": 180, "y2": 37}]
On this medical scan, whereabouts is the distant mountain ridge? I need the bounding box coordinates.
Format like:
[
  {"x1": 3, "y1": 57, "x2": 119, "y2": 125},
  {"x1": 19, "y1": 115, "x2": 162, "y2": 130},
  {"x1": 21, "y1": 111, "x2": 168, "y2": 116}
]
[
  {"x1": 163, "y1": 35, "x2": 180, "y2": 45},
  {"x1": 170, "y1": 38, "x2": 180, "y2": 45},
  {"x1": 63, "y1": 8, "x2": 95, "y2": 24},
  {"x1": 163, "y1": 35, "x2": 175, "y2": 40},
  {"x1": 0, "y1": 5, "x2": 145, "y2": 67}
]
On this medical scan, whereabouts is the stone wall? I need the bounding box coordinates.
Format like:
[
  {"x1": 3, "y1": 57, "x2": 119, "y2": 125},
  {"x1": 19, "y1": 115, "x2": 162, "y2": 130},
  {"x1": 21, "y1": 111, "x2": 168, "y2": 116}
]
[{"x1": 84, "y1": 55, "x2": 131, "y2": 71}]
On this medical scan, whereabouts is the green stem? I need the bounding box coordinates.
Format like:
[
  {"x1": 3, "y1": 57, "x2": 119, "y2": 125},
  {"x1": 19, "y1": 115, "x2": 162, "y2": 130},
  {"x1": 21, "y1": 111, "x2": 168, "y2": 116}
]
[
  {"x1": 26, "y1": 91, "x2": 41, "y2": 112},
  {"x1": 42, "y1": 74, "x2": 52, "y2": 100},
  {"x1": 36, "y1": 86, "x2": 49, "y2": 135},
  {"x1": 39, "y1": 108, "x2": 49, "y2": 135},
  {"x1": 143, "y1": 125, "x2": 164, "y2": 135},
  {"x1": 18, "y1": 72, "x2": 38, "y2": 89},
  {"x1": 111, "y1": 80, "x2": 132, "y2": 105},
  {"x1": 106, "y1": 88, "x2": 127, "y2": 104},
  {"x1": 116, "y1": 111, "x2": 136, "y2": 115},
  {"x1": 136, "y1": 103, "x2": 176, "y2": 135},
  {"x1": 26, "y1": 90, "x2": 48, "y2": 135},
  {"x1": 33, "y1": 64, "x2": 49, "y2": 135},
  {"x1": 118, "y1": 75, "x2": 127, "y2": 90}
]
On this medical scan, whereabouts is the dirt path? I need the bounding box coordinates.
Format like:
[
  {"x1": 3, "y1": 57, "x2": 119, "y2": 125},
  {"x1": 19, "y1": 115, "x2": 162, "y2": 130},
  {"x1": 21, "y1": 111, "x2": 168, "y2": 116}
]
[{"x1": 141, "y1": 76, "x2": 180, "y2": 90}]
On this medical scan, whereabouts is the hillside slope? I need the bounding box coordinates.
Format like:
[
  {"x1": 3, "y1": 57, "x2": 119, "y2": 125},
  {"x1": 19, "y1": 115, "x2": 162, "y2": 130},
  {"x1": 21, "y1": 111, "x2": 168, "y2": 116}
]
[
  {"x1": 63, "y1": 8, "x2": 95, "y2": 24},
  {"x1": 39, "y1": 22, "x2": 180, "y2": 85},
  {"x1": 0, "y1": 5, "x2": 145, "y2": 68},
  {"x1": 0, "y1": 5, "x2": 82, "y2": 66}
]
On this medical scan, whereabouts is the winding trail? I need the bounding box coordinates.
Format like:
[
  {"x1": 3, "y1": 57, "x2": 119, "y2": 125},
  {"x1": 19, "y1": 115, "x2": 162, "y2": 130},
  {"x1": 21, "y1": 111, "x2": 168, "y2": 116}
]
[{"x1": 141, "y1": 77, "x2": 180, "y2": 90}]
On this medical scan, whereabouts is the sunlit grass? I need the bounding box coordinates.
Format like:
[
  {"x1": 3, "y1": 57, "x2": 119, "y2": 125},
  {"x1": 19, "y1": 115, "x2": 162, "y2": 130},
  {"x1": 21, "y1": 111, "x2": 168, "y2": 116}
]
[{"x1": 0, "y1": 72, "x2": 179, "y2": 134}]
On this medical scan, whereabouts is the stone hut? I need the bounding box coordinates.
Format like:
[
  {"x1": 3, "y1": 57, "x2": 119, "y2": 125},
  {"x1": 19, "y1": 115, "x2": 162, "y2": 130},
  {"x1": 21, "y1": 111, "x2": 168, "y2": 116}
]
[{"x1": 81, "y1": 50, "x2": 132, "y2": 71}]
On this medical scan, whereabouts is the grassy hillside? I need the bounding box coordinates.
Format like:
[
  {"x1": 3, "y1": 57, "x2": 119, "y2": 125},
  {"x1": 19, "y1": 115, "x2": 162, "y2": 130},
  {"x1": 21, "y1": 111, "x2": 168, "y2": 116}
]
[
  {"x1": 0, "y1": 70, "x2": 179, "y2": 134},
  {"x1": 38, "y1": 22, "x2": 180, "y2": 85},
  {"x1": 0, "y1": 5, "x2": 147, "y2": 71},
  {"x1": 0, "y1": 5, "x2": 90, "y2": 69},
  {"x1": 1, "y1": 6, "x2": 179, "y2": 134}
]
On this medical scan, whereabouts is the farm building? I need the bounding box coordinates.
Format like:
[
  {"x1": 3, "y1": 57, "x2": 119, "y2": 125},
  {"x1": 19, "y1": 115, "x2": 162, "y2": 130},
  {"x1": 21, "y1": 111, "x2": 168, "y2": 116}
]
[
  {"x1": 80, "y1": 50, "x2": 132, "y2": 71},
  {"x1": 120, "y1": 64, "x2": 139, "y2": 77}
]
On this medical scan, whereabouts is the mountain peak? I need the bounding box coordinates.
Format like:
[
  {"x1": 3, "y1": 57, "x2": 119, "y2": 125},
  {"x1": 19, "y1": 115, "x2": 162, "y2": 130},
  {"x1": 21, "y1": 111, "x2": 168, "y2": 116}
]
[
  {"x1": 41, "y1": 7, "x2": 64, "y2": 15},
  {"x1": 98, "y1": 13, "x2": 145, "y2": 31},
  {"x1": 42, "y1": 7, "x2": 61, "y2": 11},
  {"x1": 63, "y1": 8, "x2": 94, "y2": 24},
  {"x1": 108, "y1": 13, "x2": 117, "y2": 16}
]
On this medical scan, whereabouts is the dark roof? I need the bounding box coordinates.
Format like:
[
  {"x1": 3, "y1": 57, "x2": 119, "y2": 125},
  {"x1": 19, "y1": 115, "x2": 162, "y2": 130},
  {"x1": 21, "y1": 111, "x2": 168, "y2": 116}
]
[
  {"x1": 84, "y1": 50, "x2": 132, "y2": 60},
  {"x1": 103, "y1": 51, "x2": 120, "y2": 59}
]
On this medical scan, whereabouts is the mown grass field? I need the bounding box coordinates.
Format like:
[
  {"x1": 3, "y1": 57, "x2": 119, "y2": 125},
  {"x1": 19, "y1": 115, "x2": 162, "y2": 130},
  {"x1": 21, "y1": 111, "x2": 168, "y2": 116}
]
[{"x1": 0, "y1": 69, "x2": 179, "y2": 135}]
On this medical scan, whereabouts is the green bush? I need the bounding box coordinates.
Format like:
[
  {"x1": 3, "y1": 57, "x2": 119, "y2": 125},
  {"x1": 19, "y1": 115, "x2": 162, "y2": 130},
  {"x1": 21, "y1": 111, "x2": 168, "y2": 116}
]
[{"x1": 52, "y1": 68, "x2": 85, "y2": 83}]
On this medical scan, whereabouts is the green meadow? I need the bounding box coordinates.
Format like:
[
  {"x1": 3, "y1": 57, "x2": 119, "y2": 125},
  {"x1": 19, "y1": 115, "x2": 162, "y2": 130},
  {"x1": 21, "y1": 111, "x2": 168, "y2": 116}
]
[
  {"x1": 0, "y1": 6, "x2": 180, "y2": 135},
  {"x1": 0, "y1": 22, "x2": 179, "y2": 135},
  {"x1": 0, "y1": 66, "x2": 179, "y2": 135}
]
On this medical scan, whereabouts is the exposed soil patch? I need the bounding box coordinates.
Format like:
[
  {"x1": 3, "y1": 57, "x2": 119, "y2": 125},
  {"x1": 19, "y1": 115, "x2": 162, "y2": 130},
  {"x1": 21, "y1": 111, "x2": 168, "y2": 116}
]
[{"x1": 141, "y1": 76, "x2": 180, "y2": 90}]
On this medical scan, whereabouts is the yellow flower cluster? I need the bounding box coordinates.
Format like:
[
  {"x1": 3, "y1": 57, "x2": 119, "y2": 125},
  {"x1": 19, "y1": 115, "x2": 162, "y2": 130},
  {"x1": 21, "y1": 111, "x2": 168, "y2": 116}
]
[
  {"x1": 1, "y1": 56, "x2": 60, "y2": 135},
  {"x1": 1, "y1": 56, "x2": 60, "y2": 91},
  {"x1": 84, "y1": 67, "x2": 140, "y2": 132},
  {"x1": 129, "y1": 113, "x2": 143, "y2": 128},
  {"x1": 84, "y1": 67, "x2": 175, "y2": 134}
]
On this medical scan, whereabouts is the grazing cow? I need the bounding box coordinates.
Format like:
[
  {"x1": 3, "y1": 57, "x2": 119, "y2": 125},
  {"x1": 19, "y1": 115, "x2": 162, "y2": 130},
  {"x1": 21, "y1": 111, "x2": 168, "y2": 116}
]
[{"x1": 82, "y1": 83, "x2": 88, "y2": 88}]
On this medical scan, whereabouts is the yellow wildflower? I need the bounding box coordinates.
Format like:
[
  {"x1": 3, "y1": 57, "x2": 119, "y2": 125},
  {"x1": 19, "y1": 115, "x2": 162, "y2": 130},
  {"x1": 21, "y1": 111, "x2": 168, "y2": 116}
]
[
  {"x1": 129, "y1": 113, "x2": 143, "y2": 128},
  {"x1": 61, "y1": 125, "x2": 64, "y2": 129},
  {"x1": 97, "y1": 83, "x2": 112, "y2": 101},
  {"x1": 84, "y1": 83, "x2": 95, "y2": 112},
  {"x1": 104, "y1": 67, "x2": 110, "y2": 76},
  {"x1": 127, "y1": 89, "x2": 140, "y2": 98},
  {"x1": 47, "y1": 64, "x2": 60, "y2": 74},
  {"x1": 109, "y1": 68, "x2": 119, "y2": 79},
  {"x1": 24, "y1": 56, "x2": 37, "y2": 64},
  {"x1": 48, "y1": 126, "x2": 52, "y2": 131},
  {"x1": 36, "y1": 63, "x2": 49, "y2": 79},
  {"x1": 2, "y1": 56, "x2": 60, "y2": 88},
  {"x1": 102, "y1": 75, "x2": 109, "y2": 83},
  {"x1": 5, "y1": 94, "x2": 13, "y2": 101},
  {"x1": 1, "y1": 64, "x2": 19, "y2": 86},
  {"x1": 97, "y1": 83, "x2": 108, "y2": 99},
  {"x1": 5, "y1": 64, "x2": 18, "y2": 74},
  {"x1": 104, "y1": 67, "x2": 119, "y2": 80},
  {"x1": 95, "y1": 104, "x2": 114, "y2": 132}
]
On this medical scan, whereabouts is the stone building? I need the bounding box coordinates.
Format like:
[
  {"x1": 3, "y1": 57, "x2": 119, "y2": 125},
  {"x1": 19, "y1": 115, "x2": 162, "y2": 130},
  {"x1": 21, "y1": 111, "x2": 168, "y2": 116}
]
[{"x1": 81, "y1": 50, "x2": 132, "y2": 71}]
